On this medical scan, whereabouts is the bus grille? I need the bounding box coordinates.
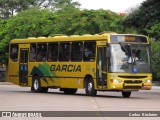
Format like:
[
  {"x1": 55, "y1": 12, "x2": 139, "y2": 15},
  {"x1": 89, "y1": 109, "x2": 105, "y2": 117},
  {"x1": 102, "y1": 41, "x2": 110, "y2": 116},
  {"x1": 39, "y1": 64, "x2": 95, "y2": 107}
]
[
  {"x1": 123, "y1": 86, "x2": 142, "y2": 89},
  {"x1": 118, "y1": 76, "x2": 147, "y2": 79},
  {"x1": 124, "y1": 80, "x2": 142, "y2": 84}
]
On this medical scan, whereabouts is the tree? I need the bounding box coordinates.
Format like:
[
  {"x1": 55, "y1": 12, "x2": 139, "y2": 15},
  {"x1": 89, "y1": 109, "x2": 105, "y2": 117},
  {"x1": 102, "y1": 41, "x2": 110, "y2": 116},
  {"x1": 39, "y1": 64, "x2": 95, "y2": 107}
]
[
  {"x1": 0, "y1": 0, "x2": 80, "y2": 19},
  {"x1": 147, "y1": 23, "x2": 160, "y2": 40},
  {"x1": 0, "y1": 7, "x2": 57, "y2": 63},
  {"x1": 57, "y1": 9, "x2": 122, "y2": 35},
  {"x1": 122, "y1": 0, "x2": 160, "y2": 41},
  {"x1": 0, "y1": 0, "x2": 36, "y2": 19},
  {"x1": 7, "y1": 7, "x2": 57, "y2": 38},
  {"x1": 150, "y1": 39, "x2": 160, "y2": 80},
  {"x1": 51, "y1": 0, "x2": 80, "y2": 11}
]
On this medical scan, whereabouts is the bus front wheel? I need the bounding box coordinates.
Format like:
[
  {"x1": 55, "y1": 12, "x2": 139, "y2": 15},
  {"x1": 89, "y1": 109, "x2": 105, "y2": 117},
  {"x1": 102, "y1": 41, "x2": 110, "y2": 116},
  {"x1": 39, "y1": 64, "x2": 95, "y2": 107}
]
[
  {"x1": 122, "y1": 91, "x2": 131, "y2": 98},
  {"x1": 85, "y1": 79, "x2": 97, "y2": 96},
  {"x1": 32, "y1": 77, "x2": 48, "y2": 93}
]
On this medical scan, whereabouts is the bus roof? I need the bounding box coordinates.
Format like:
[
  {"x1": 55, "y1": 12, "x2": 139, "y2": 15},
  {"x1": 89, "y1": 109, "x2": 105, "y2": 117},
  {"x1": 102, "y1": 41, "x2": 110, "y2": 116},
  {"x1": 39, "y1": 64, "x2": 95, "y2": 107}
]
[{"x1": 10, "y1": 32, "x2": 148, "y2": 44}]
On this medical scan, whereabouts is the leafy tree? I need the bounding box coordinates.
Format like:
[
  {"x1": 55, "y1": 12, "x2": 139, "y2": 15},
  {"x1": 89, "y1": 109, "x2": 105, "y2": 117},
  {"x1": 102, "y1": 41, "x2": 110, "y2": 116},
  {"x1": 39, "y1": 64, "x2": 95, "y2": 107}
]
[
  {"x1": 57, "y1": 9, "x2": 122, "y2": 35},
  {"x1": 51, "y1": 0, "x2": 80, "y2": 11},
  {"x1": 0, "y1": 7, "x2": 57, "y2": 63},
  {"x1": 122, "y1": 0, "x2": 160, "y2": 41},
  {"x1": 0, "y1": 0, "x2": 36, "y2": 19},
  {"x1": 148, "y1": 23, "x2": 160, "y2": 40},
  {"x1": 150, "y1": 39, "x2": 160, "y2": 80},
  {"x1": 7, "y1": 7, "x2": 57, "y2": 38},
  {"x1": 0, "y1": 0, "x2": 80, "y2": 19}
]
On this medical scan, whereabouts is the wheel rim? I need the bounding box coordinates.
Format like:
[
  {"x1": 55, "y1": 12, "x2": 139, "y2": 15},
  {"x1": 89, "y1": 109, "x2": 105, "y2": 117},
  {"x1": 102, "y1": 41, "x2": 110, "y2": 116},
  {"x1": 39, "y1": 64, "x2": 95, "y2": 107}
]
[
  {"x1": 88, "y1": 82, "x2": 92, "y2": 92},
  {"x1": 34, "y1": 79, "x2": 39, "y2": 90}
]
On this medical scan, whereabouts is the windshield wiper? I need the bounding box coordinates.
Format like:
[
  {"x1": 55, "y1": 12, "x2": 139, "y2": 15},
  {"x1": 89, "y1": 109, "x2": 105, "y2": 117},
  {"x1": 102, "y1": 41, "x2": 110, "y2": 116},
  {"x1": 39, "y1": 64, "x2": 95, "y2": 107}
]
[
  {"x1": 135, "y1": 42, "x2": 141, "y2": 52},
  {"x1": 119, "y1": 42, "x2": 129, "y2": 54}
]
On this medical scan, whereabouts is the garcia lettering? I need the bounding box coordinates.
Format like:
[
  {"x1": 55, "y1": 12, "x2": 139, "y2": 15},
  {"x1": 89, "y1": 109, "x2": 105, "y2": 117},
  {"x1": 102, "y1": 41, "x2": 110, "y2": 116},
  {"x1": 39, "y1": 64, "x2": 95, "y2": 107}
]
[{"x1": 50, "y1": 64, "x2": 81, "y2": 72}]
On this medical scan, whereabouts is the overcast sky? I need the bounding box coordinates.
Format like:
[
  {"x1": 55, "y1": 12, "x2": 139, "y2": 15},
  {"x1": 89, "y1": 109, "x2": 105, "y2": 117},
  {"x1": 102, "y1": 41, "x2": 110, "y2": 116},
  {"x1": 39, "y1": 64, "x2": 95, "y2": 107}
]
[{"x1": 74, "y1": 0, "x2": 146, "y2": 13}]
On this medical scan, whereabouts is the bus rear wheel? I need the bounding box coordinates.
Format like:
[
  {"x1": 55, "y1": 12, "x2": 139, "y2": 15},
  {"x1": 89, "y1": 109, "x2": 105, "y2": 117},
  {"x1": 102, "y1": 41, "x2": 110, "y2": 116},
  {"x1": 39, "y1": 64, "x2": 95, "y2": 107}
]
[
  {"x1": 32, "y1": 77, "x2": 48, "y2": 93},
  {"x1": 85, "y1": 79, "x2": 97, "y2": 96},
  {"x1": 122, "y1": 91, "x2": 131, "y2": 98}
]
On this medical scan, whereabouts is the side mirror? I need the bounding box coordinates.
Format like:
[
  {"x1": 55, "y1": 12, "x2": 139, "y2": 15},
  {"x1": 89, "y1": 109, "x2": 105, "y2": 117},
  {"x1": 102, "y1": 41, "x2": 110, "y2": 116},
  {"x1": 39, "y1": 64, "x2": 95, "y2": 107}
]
[{"x1": 106, "y1": 47, "x2": 111, "y2": 58}]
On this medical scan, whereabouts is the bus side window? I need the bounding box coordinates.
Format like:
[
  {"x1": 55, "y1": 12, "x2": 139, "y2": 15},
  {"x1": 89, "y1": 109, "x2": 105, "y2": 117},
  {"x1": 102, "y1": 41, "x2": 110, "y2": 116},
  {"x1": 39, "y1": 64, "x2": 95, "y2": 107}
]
[
  {"x1": 59, "y1": 42, "x2": 70, "y2": 61},
  {"x1": 10, "y1": 44, "x2": 18, "y2": 62},
  {"x1": 30, "y1": 44, "x2": 36, "y2": 62},
  {"x1": 71, "y1": 42, "x2": 83, "y2": 61},
  {"x1": 36, "y1": 43, "x2": 47, "y2": 62},
  {"x1": 83, "y1": 41, "x2": 96, "y2": 61},
  {"x1": 48, "y1": 43, "x2": 58, "y2": 61}
]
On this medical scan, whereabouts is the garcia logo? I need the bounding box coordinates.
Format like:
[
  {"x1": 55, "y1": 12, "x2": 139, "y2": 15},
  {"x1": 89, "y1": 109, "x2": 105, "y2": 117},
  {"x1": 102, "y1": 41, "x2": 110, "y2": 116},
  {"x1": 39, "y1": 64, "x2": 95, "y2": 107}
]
[{"x1": 50, "y1": 64, "x2": 81, "y2": 72}]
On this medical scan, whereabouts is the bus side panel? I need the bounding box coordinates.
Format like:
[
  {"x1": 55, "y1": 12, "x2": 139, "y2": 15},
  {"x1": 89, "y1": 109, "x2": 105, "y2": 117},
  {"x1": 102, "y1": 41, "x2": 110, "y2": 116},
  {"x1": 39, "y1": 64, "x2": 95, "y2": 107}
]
[
  {"x1": 28, "y1": 62, "x2": 96, "y2": 89},
  {"x1": 60, "y1": 78, "x2": 84, "y2": 88},
  {"x1": 28, "y1": 62, "x2": 61, "y2": 87},
  {"x1": 8, "y1": 61, "x2": 19, "y2": 85},
  {"x1": 40, "y1": 77, "x2": 60, "y2": 87},
  {"x1": 60, "y1": 62, "x2": 96, "y2": 89},
  {"x1": 27, "y1": 77, "x2": 32, "y2": 87}
]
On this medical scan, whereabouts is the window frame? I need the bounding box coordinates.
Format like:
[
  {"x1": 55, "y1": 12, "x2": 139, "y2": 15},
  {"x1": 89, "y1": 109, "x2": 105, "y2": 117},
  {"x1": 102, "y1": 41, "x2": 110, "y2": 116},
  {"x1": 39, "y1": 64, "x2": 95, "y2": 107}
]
[{"x1": 10, "y1": 44, "x2": 18, "y2": 62}]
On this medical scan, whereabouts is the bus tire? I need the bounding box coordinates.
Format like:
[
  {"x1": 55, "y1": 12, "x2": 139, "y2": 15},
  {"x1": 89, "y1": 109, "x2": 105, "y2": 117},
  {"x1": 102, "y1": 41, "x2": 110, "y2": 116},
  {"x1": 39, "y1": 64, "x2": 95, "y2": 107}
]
[
  {"x1": 63, "y1": 88, "x2": 77, "y2": 94},
  {"x1": 85, "y1": 79, "x2": 97, "y2": 96},
  {"x1": 32, "y1": 77, "x2": 48, "y2": 93},
  {"x1": 122, "y1": 91, "x2": 131, "y2": 98}
]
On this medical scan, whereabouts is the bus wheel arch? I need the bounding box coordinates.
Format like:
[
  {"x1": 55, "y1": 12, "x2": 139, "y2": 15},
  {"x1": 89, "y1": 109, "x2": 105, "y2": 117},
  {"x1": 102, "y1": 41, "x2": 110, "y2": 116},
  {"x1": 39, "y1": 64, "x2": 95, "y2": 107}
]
[
  {"x1": 84, "y1": 74, "x2": 97, "y2": 96},
  {"x1": 31, "y1": 74, "x2": 48, "y2": 93}
]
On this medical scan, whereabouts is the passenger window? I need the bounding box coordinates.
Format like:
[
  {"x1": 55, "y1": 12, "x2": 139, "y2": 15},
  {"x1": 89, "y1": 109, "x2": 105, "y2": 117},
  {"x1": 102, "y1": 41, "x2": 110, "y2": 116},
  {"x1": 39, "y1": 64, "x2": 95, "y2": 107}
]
[
  {"x1": 10, "y1": 44, "x2": 18, "y2": 62},
  {"x1": 30, "y1": 44, "x2": 36, "y2": 62},
  {"x1": 71, "y1": 42, "x2": 83, "y2": 61},
  {"x1": 83, "y1": 41, "x2": 96, "y2": 61},
  {"x1": 48, "y1": 43, "x2": 58, "y2": 61},
  {"x1": 36, "y1": 43, "x2": 47, "y2": 62},
  {"x1": 59, "y1": 42, "x2": 70, "y2": 61}
]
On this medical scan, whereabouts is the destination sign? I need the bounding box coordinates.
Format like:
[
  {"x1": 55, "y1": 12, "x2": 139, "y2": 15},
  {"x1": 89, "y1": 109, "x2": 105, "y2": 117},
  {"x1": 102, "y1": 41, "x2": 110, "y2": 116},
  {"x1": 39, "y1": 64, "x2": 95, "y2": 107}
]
[{"x1": 110, "y1": 35, "x2": 148, "y2": 43}]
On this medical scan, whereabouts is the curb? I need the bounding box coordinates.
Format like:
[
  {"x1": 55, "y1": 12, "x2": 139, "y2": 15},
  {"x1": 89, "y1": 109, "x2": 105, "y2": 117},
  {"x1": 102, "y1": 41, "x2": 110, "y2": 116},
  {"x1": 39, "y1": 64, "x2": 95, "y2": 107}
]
[
  {"x1": 152, "y1": 86, "x2": 160, "y2": 90},
  {"x1": 0, "y1": 82, "x2": 13, "y2": 85}
]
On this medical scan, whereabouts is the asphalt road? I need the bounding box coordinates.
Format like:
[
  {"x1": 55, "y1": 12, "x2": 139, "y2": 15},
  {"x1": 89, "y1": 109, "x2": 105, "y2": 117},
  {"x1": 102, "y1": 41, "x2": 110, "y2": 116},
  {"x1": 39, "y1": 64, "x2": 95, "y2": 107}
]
[{"x1": 0, "y1": 83, "x2": 160, "y2": 120}]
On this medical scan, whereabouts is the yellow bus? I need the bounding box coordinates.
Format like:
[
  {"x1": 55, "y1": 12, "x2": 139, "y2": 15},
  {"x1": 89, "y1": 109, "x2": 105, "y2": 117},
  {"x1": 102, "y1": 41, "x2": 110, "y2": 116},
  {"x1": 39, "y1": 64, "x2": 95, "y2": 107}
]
[{"x1": 8, "y1": 32, "x2": 152, "y2": 98}]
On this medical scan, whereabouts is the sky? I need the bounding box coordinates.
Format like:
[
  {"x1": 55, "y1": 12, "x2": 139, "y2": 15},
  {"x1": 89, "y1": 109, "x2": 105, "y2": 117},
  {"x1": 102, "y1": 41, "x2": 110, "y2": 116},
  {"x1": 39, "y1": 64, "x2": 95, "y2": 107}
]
[{"x1": 73, "y1": 0, "x2": 146, "y2": 13}]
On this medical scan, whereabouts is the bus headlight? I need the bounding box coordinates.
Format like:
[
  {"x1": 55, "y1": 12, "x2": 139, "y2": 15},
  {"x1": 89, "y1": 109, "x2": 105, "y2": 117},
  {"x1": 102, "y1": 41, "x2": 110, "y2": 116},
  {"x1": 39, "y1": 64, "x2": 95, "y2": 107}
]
[
  {"x1": 144, "y1": 80, "x2": 151, "y2": 83},
  {"x1": 111, "y1": 74, "x2": 118, "y2": 79},
  {"x1": 113, "y1": 80, "x2": 122, "y2": 83}
]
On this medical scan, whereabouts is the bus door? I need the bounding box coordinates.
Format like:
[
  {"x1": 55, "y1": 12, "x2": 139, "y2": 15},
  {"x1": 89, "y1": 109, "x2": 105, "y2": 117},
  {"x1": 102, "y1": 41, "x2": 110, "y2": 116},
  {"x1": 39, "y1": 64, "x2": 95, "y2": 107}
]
[
  {"x1": 19, "y1": 49, "x2": 28, "y2": 86},
  {"x1": 97, "y1": 47, "x2": 107, "y2": 87}
]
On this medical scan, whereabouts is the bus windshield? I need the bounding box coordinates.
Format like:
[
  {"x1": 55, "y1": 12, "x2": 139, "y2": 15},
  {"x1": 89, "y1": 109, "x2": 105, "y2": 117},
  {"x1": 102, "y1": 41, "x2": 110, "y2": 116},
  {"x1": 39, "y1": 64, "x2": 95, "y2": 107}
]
[{"x1": 109, "y1": 44, "x2": 151, "y2": 73}]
